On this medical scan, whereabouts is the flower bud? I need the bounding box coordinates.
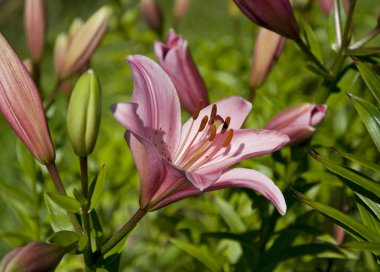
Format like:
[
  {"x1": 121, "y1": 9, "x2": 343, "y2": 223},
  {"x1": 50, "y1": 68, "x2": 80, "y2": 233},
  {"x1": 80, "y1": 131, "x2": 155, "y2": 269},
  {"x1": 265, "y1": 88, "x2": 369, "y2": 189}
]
[
  {"x1": 141, "y1": 0, "x2": 163, "y2": 35},
  {"x1": 67, "y1": 70, "x2": 101, "y2": 157},
  {"x1": 53, "y1": 33, "x2": 68, "y2": 76},
  {"x1": 233, "y1": 0, "x2": 300, "y2": 40},
  {"x1": 59, "y1": 6, "x2": 112, "y2": 79},
  {"x1": 68, "y1": 17, "x2": 84, "y2": 41},
  {"x1": 24, "y1": 0, "x2": 45, "y2": 62},
  {"x1": 250, "y1": 28, "x2": 285, "y2": 88},
  {"x1": 266, "y1": 103, "x2": 327, "y2": 145},
  {"x1": 174, "y1": 0, "x2": 191, "y2": 24},
  {"x1": 0, "y1": 242, "x2": 65, "y2": 272},
  {"x1": 0, "y1": 33, "x2": 55, "y2": 165},
  {"x1": 154, "y1": 29, "x2": 209, "y2": 114}
]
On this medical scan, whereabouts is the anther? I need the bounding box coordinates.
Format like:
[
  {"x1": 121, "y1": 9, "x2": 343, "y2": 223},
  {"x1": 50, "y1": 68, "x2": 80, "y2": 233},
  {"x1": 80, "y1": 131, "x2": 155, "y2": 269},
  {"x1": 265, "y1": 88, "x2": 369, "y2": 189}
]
[
  {"x1": 198, "y1": 115, "x2": 209, "y2": 132},
  {"x1": 221, "y1": 116, "x2": 231, "y2": 133},
  {"x1": 208, "y1": 124, "x2": 217, "y2": 141},
  {"x1": 208, "y1": 104, "x2": 217, "y2": 125},
  {"x1": 222, "y1": 129, "x2": 234, "y2": 147},
  {"x1": 192, "y1": 99, "x2": 203, "y2": 120}
]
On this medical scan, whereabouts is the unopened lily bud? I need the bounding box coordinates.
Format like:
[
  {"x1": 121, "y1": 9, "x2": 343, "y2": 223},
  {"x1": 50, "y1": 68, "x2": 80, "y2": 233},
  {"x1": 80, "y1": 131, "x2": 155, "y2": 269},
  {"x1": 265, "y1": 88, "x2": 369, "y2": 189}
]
[
  {"x1": 266, "y1": 103, "x2": 327, "y2": 145},
  {"x1": 174, "y1": 0, "x2": 191, "y2": 23},
  {"x1": 53, "y1": 33, "x2": 68, "y2": 76},
  {"x1": 141, "y1": 0, "x2": 163, "y2": 35},
  {"x1": 24, "y1": 0, "x2": 45, "y2": 62},
  {"x1": 0, "y1": 34, "x2": 55, "y2": 165},
  {"x1": 233, "y1": 0, "x2": 300, "y2": 40},
  {"x1": 155, "y1": 29, "x2": 209, "y2": 114},
  {"x1": 68, "y1": 17, "x2": 84, "y2": 41},
  {"x1": 0, "y1": 242, "x2": 65, "y2": 272},
  {"x1": 59, "y1": 6, "x2": 112, "y2": 79},
  {"x1": 250, "y1": 28, "x2": 285, "y2": 88},
  {"x1": 67, "y1": 70, "x2": 101, "y2": 157}
]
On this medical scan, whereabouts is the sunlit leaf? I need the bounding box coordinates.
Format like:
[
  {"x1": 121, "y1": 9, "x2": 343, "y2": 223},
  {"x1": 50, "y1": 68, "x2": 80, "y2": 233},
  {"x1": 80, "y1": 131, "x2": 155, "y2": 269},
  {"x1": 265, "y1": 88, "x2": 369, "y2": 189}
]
[
  {"x1": 46, "y1": 192, "x2": 82, "y2": 213},
  {"x1": 215, "y1": 197, "x2": 246, "y2": 233},
  {"x1": 355, "y1": 61, "x2": 380, "y2": 103},
  {"x1": 89, "y1": 164, "x2": 106, "y2": 211},
  {"x1": 341, "y1": 241, "x2": 380, "y2": 254},
  {"x1": 44, "y1": 194, "x2": 74, "y2": 232},
  {"x1": 49, "y1": 230, "x2": 79, "y2": 247}
]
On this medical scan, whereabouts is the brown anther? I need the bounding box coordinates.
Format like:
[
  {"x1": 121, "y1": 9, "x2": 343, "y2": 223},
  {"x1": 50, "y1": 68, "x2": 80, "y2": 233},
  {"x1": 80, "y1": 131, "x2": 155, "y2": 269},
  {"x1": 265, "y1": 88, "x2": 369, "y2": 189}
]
[
  {"x1": 208, "y1": 104, "x2": 217, "y2": 125},
  {"x1": 222, "y1": 129, "x2": 234, "y2": 147},
  {"x1": 198, "y1": 115, "x2": 209, "y2": 132},
  {"x1": 208, "y1": 124, "x2": 217, "y2": 141},
  {"x1": 192, "y1": 100, "x2": 203, "y2": 120},
  {"x1": 221, "y1": 116, "x2": 231, "y2": 133}
]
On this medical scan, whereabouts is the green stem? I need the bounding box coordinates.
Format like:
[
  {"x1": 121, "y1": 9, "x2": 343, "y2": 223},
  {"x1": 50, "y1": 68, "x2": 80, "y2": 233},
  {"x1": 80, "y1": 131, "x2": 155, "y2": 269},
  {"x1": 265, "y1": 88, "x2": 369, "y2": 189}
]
[
  {"x1": 79, "y1": 157, "x2": 93, "y2": 268},
  {"x1": 349, "y1": 27, "x2": 380, "y2": 50},
  {"x1": 46, "y1": 162, "x2": 82, "y2": 234},
  {"x1": 100, "y1": 208, "x2": 147, "y2": 254},
  {"x1": 295, "y1": 38, "x2": 330, "y2": 77}
]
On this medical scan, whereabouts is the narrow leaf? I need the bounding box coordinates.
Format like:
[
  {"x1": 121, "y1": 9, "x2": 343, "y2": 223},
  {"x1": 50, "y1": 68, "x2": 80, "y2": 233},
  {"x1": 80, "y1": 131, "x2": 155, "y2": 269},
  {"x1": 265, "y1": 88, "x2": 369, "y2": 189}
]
[
  {"x1": 170, "y1": 238, "x2": 222, "y2": 272},
  {"x1": 356, "y1": 194, "x2": 380, "y2": 235},
  {"x1": 332, "y1": 148, "x2": 380, "y2": 172},
  {"x1": 342, "y1": 241, "x2": 380, "y2": 254},
  {"x1": 349, "y1": 94, "x2": 380, "y2": 152},
  {"x1": 355, "y1": 61, "x2": 380, "y2": 103},
  {"x1": 296, "y1": 191, "x2": 380, "y2": 242},
  {"x1": 89, "y1": 164, "x2": 106, "y2": 211},
  {"x1": 310, "y1": 150, "x2": 380, "y2": 203},
  {"x1": 46, "y1": 192, "x2": 82, "y2": 213},
  {"x1": 44, "y1": 194, "x2": 73, "y2": 232},
  {"x1": 49, "y1": 230, "x2": 79, "y2": 247}
]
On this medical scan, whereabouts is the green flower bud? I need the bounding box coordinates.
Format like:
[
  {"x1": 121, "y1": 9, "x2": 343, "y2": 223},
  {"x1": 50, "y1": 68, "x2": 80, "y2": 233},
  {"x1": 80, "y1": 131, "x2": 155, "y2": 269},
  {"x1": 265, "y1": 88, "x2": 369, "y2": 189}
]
[{"x1": 67, "y1": 70, "x2": 101, "y2": 157}]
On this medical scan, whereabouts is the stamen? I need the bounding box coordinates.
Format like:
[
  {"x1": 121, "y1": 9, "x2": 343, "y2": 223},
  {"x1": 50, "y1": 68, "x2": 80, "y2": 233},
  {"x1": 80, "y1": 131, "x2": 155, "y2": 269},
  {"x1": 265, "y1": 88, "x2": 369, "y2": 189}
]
[
  {"x1": 192, "y1": 100, "x2": 203, "y2": 120},
  {"x1": 223, "y1": 129, "x2": 234, "y2": 147},
  {"x1": 208, "y1": 124, "x2": 217, "y2": 141},
  {"x1": 221, "y1": 116, "x2": 231, "y2": 133},
  {"x1": 198, "y1": 115, "x2": 209, "y2": 132},
  {"x1": 208, "y1": 104, "x2": 217, "y2": 125}
]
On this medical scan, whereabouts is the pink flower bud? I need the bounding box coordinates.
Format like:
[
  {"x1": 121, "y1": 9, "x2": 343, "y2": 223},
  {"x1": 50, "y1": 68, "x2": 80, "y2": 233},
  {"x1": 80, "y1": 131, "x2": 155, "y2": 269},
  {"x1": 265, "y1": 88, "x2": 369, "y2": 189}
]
[
  {"x1": 233, "y1": 0, "x2": 300, "y2": 40},
  {"x1": 266, "y1": 103, "x2": 327, "y2": 145},
  {"x1": 0, "y1": 242, "x2": 65, "y2": 272},
  {"x1": 24, "y1": 0, "x2": 45, "y2": 62},
  {"x1": 174, "y1": 0, "x2": 191, "y2": 22},
  {"x1": 0, "y1": 34, "x2": 55, "y2": 165},
  {"x1": 319, "y1": 0, "x2": 349, "y2": 15},
  {"x1": 59, "y1": 6, "x2": 112, "y2": 79},
  {"x1": 250, "y1": 28, "x2": 285, "y2": 88},
  {"x1": 53, "y1": 33, "x2": 68, "y2": 76},
  {"x1": 154, "y1": 29, "x2": 209, "y2": 114},
  {"x1": 141, "y1": 0, "x2": 163, "y2": 35}
]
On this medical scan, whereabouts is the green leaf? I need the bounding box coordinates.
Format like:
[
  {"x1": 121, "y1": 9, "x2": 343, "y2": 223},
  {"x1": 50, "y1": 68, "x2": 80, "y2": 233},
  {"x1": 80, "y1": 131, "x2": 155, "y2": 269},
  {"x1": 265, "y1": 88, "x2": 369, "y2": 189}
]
[
  {"x1": 356, "y1": 61, "x2": 380, "y2": 103},
  {"x1": 349, "y1": 94, "x2": 380, "y2": 152},
  {"x1": 214, "y1": 197, "x2": 246, "y2": 233},
  {"x1": 170, "y1": 238, "x2": 222, "y2": 272},
  {"x1": 103, "y1": 228, "x2": 135, "y2": 259},
  {"x1": 49, "y1": 230, "x2": 79, "y2": 247},
  {"x1": 44, "y1": 194, "x2": 74, "y2": 232},
  {"x1": 348, "y1": 48, "x2": 380, "y2": 57},
  {"x1": 78, "y1": 234, "x2": 88, "y2": 252},
  {"x1": 89, "y1": 164, "x2": 106, "y2": 211},
  {"x1": 310, "y1": 151, "x2": 380, "y2": 204},
  {"x1": 356, "y1": 194, "x2": 380, "y2": 235},
  {"x1": 332, "y1": 148, "x2": 380, "y2": 172},
  {"x1": 73, "y1": 188, "x2": 88, "y2": 206},
  {"x1": 303, "y1": 21, "x2": 323, "y2": 62},
  {"x1": 296, "y1": 191, "x2": 380, "y2": 242},
  {"x1": 341, "y1": 241, "x2": 380, "y2": 254},
  {"x1": 46, "y1": 192, "x2": 82, "y2": 213}
]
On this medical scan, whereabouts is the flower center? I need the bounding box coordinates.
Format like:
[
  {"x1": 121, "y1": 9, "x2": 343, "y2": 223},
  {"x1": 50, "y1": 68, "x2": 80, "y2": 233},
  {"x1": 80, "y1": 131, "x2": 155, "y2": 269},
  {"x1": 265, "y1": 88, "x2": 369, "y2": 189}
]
[{"x1": 173, "y1": 103, "x2": 234, "y2": 171}]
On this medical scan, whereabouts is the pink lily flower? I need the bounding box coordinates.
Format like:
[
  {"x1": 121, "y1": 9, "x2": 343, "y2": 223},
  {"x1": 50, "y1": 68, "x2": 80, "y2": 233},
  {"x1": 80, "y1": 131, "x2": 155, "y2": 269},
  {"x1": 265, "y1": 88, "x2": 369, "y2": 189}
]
[
  {"x1": 112, "y1": 55, "x2": 289, "y2": 215},
  {"x1": 155, "y1": 29, "x2": 209, "y2": 115},
  {"x1": 266, "y1": 103, "x2": 327, "y2": 145}
]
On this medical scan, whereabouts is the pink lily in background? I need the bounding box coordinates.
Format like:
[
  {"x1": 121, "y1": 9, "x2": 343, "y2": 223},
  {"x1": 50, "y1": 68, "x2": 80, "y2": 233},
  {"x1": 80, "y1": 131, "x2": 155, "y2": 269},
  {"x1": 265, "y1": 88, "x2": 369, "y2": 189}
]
[
  {"x1": 155, "y1": 29, "x2": 209, "y2": 115},
  {"x1": 24, "y1": 0, "x2": 45, "y2": 62},
  {"x1": 266, "y1": 103, "x2": 327, "y2": 145},
  {"x1": 112, "y1": 55, "x2": 289, "y2": 215}
]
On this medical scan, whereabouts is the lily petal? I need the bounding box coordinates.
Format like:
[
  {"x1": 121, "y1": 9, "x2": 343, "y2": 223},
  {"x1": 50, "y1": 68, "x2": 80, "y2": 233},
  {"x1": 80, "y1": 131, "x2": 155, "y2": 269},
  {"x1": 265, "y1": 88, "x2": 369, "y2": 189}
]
[
  {"x1": 193, "y1": 129, "x2": 289, "y2": 174},
  {"x1": 152, "y1": 168, "x2": 287, "y2": 215},
  {"x1": 127, "y1": 55, "x2": 182, "y2": 160},
  {"x1": 111, "y1": 102, "x2": 144, "y2": 136}
]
